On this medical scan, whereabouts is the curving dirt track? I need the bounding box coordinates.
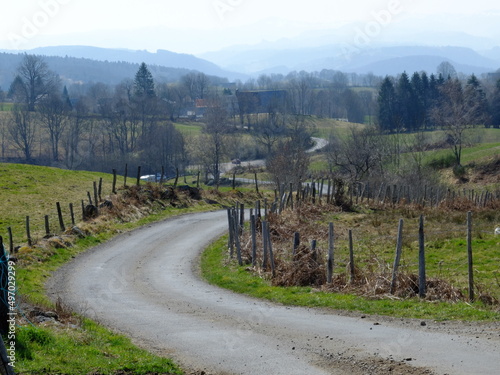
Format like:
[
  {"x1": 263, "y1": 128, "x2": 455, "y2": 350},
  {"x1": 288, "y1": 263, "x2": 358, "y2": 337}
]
[{"x1": 48, "y1": 211, "x2": 500, "y2": 375}]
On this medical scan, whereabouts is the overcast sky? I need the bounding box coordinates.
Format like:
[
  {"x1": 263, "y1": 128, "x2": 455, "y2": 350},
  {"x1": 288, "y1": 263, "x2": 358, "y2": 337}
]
[{"x1": 1, "y1": 0, "x2": 499, "y2": 53}]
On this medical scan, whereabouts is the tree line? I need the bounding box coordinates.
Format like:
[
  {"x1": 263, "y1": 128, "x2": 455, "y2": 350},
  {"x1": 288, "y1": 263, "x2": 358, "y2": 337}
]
[{"x1": 377, "y1": 65, "x2": 500, "y2": 134}]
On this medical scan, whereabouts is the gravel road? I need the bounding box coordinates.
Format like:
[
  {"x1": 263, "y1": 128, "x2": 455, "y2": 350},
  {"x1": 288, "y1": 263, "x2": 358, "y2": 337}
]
[{"x1": 48, "y1": 210, "x2": 500, "y2": 375}]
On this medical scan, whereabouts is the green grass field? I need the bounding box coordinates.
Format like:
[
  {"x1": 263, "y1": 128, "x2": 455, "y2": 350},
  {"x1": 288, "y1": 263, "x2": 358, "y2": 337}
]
[
  {"x1": 173, "y1": 121, "x2": 203, "y2": 136},
  {"x1": 0, "y1": 102, "x2": 13, "y2": 111},
  {"x1": 0, "y1": 163, "x2": 115, "y2": 243}
]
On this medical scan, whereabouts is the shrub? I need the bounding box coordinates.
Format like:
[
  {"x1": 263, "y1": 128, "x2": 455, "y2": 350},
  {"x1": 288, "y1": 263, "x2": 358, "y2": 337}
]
[
  {"x1": 453, "y1": 164, "x2": 467, "y2": 178},
  {"x1": 428, "y1": 154, "x2": 455, "y2": 169}
]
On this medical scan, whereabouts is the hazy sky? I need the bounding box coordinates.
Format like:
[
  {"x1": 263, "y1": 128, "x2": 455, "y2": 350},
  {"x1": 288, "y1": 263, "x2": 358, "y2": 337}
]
[{"x1": 1, "y1": 0, "x2": 499, "y2": 53}]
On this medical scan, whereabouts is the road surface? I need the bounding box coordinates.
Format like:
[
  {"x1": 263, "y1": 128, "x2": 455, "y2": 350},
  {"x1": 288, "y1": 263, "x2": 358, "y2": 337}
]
[
  {"x1": 220, "y1": 137, "x2": 329, "y2": 174},
  {"x1": 49, "y1": 211, "x2": 500, "y2": 374}
]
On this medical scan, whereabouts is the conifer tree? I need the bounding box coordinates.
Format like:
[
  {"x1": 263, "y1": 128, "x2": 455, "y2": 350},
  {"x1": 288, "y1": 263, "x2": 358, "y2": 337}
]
[{"x1": 134, "y1": 62, "x2": 155, "y2": 99}]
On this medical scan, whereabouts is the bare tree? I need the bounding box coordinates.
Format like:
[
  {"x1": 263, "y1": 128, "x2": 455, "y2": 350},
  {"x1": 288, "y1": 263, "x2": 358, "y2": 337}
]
[
  {"x1": 287, "y1": 72, "x2": 315, "y2": 115},
  {"x1": 253, "y1": 109, "x2": 287, "y2": 156},
  {"x1": 267, "y1": 114, "x2": 313, "y2": 191},
  {"x1": 8, "y1": 104, "x2": 37, "y2": 161},
  {"x1": 204, "y1": 100, "x2": 230, "y2": 187},
  {"x1": 181, "y1": 72, "x2": 211, "y2": 100},
  {"x1": 63, "y1": 99, "x2": 88, "y2": 169},
  {"x1": 16, "y1": 54, "x2": 58, "y2": 110},
  {"x1": 196, "y1": 73, "x2": 210, "y2": 100},
  {"x1": 432, "y1": 78, "x2": 481, "y2": 166},
  {"x1": 267, "y1": 139, "x2": 309, "y2": 192},
  {"x1": 38, "y1": 92, "x2": 68, "y2": 161},
  {"x1": 436, "y1": 61, "x2": 457, "y2": 80},
  {"x1": 327, "y1": 127, "x2": 385, "y2": 183}
]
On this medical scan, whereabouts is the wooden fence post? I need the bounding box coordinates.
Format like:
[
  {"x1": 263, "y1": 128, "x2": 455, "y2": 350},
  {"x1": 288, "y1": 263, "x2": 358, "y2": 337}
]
[
  {"x1": 112, "y1": 169, "x2": 117, "y2": 194},
  {"x1": 293, "y1": 232, "x2": 300, "y2": 256},
  {"x1": 124, "y1": 163, "x2": 128, "y2": 187},
  {"x1": 349, "y1": 229, "x2": 355, "y2": 284},
  {"x1": 467, "y1": 211, "x2": 474, "y2": 302},
  {"x1": 93, "y1": 181, "x2": 99, "y2": 210},
  {"x1": 56, "y1": 202, "x2": 65, "y2": 232},
  {"x1": 98, "y1": 177, "x2": 103, "y2": 201},
  {"x1": 233, "y1": 209, "x2": 243, "y2": 266},
  {"x1": 311, "y1": 240, "x2": 317, "y2": 262},
  {"x1": 251, "y1": 214, "x2": 257, "y2": 267},
  {"x1": 239, "y1": 203, "x2": 245, "y2": 234},
  {"x1": 44, "y1": 215, "x2": 50, "y2": 236},
  {"x1": 227, "y1": 208, "x2": 234, "y2": 257},
  {"x1": 262, "y1": 221, "x2": 269, "y2": 269},
  {"x1": 327, "y1": 223, "x2": 334, "y2": 283},
  {"x1": 136, "y1": 166, "x2": 141, "y2": 186},
  {"x1": 69, "y1": 203, "x2": 75, "y2": 226},
  {"x1": 418, "y1": 215, "x2": 426, "y2": 298},
  {"x1": 196, "y1": 171, "x2": 200, "y2": 188},
  {"x1": 26, "y1": 215, "x2": 32, "y2": 246},
  {"x1": 390, "y1": 219, "x2": 404, "y2": 294},
  {"x1": 267, "y1": 222, "x2": 276, "y2": 277},
  {"x1": 174, "y1": 168, "x2": 179, "y2": 187},
  {"x1": 7, "y1": 227, "x2": 13, "y2": 253},
  {"x1": 87, "y1": 191, "x2": 93, "y2": 206}
]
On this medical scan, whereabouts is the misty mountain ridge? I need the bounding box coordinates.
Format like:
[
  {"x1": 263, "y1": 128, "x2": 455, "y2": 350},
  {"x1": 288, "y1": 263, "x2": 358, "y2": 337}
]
[
  {"x1": 198, "y1": 20, "x2": 500, "y2": 76},
  {"x1": 200, "y1": 42, "x2": 500, "y2": 77},
  {"x1": 0, "y1": 51, "x2": 203, "y2": 90},
  {"x1": 0, "y1": 45, "x2": 246, "y2": 81}
]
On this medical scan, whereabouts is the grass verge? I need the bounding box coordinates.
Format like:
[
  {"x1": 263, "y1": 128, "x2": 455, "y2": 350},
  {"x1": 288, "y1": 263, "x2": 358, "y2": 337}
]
[
  {"x1": 16, "y1": 321, "x2": 181, "y2": 375},
  {"x1": 201, "y1": 236, "x2": 500, "y2": 322}
]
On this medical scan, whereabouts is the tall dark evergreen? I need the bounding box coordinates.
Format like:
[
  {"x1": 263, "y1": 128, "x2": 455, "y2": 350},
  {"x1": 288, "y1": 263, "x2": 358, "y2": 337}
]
[
  {"x1": 427, "y1": 74, "x2": 443, "y2": 128},
  {"x1": 419, "y1": 72, "x2": 430, "y2": 129},
  {"x1": 410, "y1": 72, "x2": 426, "y2": 130},
  {"x1": 134, "y1": 62, "x2": 156, "y2": 99},
  {"x1": 377, "y1": 76, "x2": 397, "y2": 132}
]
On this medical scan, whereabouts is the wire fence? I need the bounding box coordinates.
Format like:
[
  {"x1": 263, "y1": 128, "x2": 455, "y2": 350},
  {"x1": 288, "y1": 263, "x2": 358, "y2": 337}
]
[{"x1": 226, "y1": 194, "x2": 500, "y2": 304}]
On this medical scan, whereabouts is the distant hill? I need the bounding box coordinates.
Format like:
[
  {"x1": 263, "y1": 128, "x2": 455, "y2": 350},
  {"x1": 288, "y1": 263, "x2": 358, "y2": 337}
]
[
  {"x1": 201, "y1": 44, "x2": 500, "y2": 77},
  {"x1": 26, "y1": 46, "x2": 244, "y2": 80},
  {"x1": 0, "y1": 46, "x2": 246, "y2": 90},
  {"x1": 0, "y1": 52, "x2": 195, "y2": 89}
]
